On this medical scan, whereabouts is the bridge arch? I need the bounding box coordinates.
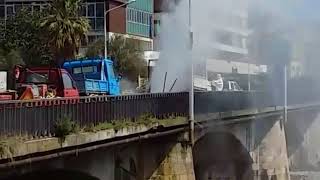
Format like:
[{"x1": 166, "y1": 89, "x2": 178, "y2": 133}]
[
  {"x1": 1, "y1": 169, "x2": 100, "y2": 180},
  {"x1": 193, "y1": 131, "x2": 254, "y2": 180}
]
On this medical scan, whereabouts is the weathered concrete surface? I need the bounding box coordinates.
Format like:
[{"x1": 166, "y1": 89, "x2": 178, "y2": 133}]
[
  {"x1": 1, "y1": 126, "x2": 146, "y2": 159},
  {"x1": 0, "y1": 133, "x2": 195, "y2": 180},
  {"x1": 193, "y1": 130, "x2": 254, "y2": 180},
  {"x1": 0, "y1": 118, "x2": 187, "y2": 160},
  {"x1": 0, "y1": 108, "x2": 295, "y2": 180},
  {"x1": 251, "y1": 116, "x2": 290, "y2": 180},
  {"x1": 193, "y1": 112, "x2": 290, "y2": 180},
  {"x1": 150, "y1": 142, "x2": 195, "y2": 180},
  {"x1": 290, "y1": 171, "x2": 320, "y2": 180},
  {"x1": 286, "y1": 109, "x2": 320, "y2": 171},
  {"x1": 114, "y1": 132, "x2": 195, "y2": 180}
]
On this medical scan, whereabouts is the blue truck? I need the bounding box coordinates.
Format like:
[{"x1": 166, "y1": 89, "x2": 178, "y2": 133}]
[{"x1": 63, "y1": 58, "x2": 121, "y2": 96}]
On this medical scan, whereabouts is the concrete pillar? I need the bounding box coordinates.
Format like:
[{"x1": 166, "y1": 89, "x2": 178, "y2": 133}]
[
  {"x1": 150, "y1": 142, "x2": 195, "y2": 180},
  {"x1": 137, "y1": 140, "x2": 145, "y2": 180},
  {"x1": 253, "y1": 117, "x2": 290, "y2": 180}
]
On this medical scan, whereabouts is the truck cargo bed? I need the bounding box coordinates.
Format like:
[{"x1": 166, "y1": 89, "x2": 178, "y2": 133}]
[{"x1": 75, "y1": 79, "x2": 109, "y2": 95}]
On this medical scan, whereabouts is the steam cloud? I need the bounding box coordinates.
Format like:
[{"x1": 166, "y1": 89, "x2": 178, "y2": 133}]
[
  {"x1": 151, "y1": 0, "x2": 320, "y2": 93},
  {"x1": 151, "y1": 0, "x2": 320, "y2": 173}
]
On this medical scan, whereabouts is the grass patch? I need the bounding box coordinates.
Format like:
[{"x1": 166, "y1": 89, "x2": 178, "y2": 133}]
[
  {"x1": 0, "y1": 115, "x2": 187, "y2": 157},
  {"x1": 54, "y1": 115, "x2": 79, "y2": 142},
  {"x1": 157, "y1": 116, "x2": 187, "y2": 126},
  {"x1": 83, "y1": 115, "x2": 187, "y2": 133}
]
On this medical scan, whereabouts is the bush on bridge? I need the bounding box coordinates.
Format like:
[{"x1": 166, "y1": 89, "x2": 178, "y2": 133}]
[{"x1": 54, "y1": 115, "x2": 79, "y2": 143}]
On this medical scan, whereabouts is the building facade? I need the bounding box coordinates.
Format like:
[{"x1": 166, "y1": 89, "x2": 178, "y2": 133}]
[
  {"x1": 152, "y1": 0, "x2": 265, "y2": 75},
  {"x1": 0, "y1": 0, "x2": 154, "y2": 53},
  {"x1": 199, "y1": 0, "x2": 255, "y2": 76},
  {"x1": 125, "y1": 0, "x2": 153, "y2": 51},
  {"x1": 150, "y1": 0, "x2": 269, "y2": 91}
]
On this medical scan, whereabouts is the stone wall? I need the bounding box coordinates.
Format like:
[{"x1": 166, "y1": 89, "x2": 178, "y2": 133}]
[
  {"x1": 252, "y1": 116, "x2": 290, "y2": 180},
  {"x1": 150, "y1": 142, "x2": 195, "y2": 180},
  {"x1": 193, "y1": 112, "x2": 290, "y2": 180}
]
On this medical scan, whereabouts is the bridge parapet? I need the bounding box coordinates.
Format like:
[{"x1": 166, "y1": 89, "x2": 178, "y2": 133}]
[{"x1": 0, "y1": 92, "x2": 188, "y2": 137}]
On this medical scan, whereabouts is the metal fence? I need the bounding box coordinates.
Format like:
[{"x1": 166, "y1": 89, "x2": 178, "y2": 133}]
[
  {"x1": 0, "y1": 92, "x2": 189, "y2": 136},
  {"x1": 194, "y1": 91, "x2": 277, "y2": 114},
  {"x1": 1, "y1": 90, "x2": 310, "y2": 137}
]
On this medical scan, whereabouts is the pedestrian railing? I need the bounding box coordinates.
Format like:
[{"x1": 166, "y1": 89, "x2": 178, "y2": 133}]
[
  {"x1": 0, "y1": 90, "x2": 314, "y2": 137},
  {"x1": 0, "y1": 92, "x2": 189, "y2": 136}
]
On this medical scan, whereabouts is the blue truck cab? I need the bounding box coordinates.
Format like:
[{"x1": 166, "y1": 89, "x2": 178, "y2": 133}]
[{"x1": 63, "y1": 58, "x2": 121, "y2": 96}]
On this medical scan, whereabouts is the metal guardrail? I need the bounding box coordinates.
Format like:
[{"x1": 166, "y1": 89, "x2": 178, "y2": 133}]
[
  {"x1": 194, "y1": 91, "x2": 277, "y2": 114},
  {"x1": 1, "y1": 90, "x2": 319, "y2": 137},
  {"x1": 0, "y1": 92, "x2": 189, "y2": 136}
]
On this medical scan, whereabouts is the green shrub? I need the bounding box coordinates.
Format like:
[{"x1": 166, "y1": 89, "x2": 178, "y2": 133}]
[
  {"x1": 84, "y1": 123, "x2": 96, "y2": 132},
  {"x1": 54, "y1": 115, "x2": 78, "y2": 142}
]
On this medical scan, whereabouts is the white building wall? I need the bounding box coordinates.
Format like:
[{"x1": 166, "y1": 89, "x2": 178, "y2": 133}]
[
  {"x1": 198, "y1": 0, "x2": 253, "y2": 74},
  {"x1": 206, "y1": 59, "x2": 267, "y2": 75}
]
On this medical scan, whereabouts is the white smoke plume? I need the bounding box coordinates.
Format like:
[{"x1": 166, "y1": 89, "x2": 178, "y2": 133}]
[
  {"x1": 150, "y1": 0, "x2": 247, "y2": 92},
  {"x1": 150, "y1": 0, "x2": 320, "y2": 174},
  {"x1": 150, "y1": 0, "x2": 191, "y2": 92}
]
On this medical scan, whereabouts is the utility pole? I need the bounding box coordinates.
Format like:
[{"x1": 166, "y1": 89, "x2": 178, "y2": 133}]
[
  {"x1": 248, "y1": 63, "x2": 251, "y2": 91},
  {"x1": 284, "y1": 64, "x2": 287, "y2": 123},
  {"x1": 188, "y1": 0, "x2": 195, "y2": 145}
]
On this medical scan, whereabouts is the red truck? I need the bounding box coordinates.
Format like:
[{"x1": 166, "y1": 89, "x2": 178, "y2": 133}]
[{"x1": 0, "y1": 66, "x2": 80, "y2": 100}]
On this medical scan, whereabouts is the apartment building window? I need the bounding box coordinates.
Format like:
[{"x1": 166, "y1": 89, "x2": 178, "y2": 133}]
[
  {"x1": 6, "y1": 5, "x2": 14, "y2": 17},
  {"x1": 154, "y1": 19, "x2": 160, "y2": 37},
  {"x1": 96, "y1": 3, "x2": 104, "y2": 17},
  {"x1": 127, "y1": 8, "x2": 152, "y2": 37},
  {"x1": 88, "y1": 3, "x2": 95, "y2": 29},
  {"x1": 81, "y1": 2, "x2": 105, "y2": 31},
  {"x1": 88, "y1": 35, "x2": 96, "y2": 44},
  {"x1": 14, "y1": 4, "x2": 22, "y2": 13},
  {"x1": 0, "y1": 5, "x2": 4, "y2": 18},
  {"x1": 2, "y1": 3, "x2": 48, "y2": 18},
  {"x1": 80, "y1": 5, "x2": 86, "y2": 16},
  {"x1": 88, "y1": 3, "x2": 95, "y2": 16}
]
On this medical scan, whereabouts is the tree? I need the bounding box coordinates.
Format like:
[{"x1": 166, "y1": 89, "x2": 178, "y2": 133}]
[
  {"x1": 0, "y1": 9, "x2": 52, "y2": 66},
  {"x1": 85, "y1": 38, "x2": 104, "y2": 58},
  {"x1": 0, "y1": 48, "x2": 24, "y2": 89},
  {"x1": 40, "y1": 0, "x2": 90, "y2": 66},
  {"x1": 0, "y1": 48, "x2": 24, "y2": 70},
  {"x1": 109, "y1": 35, "x2": 146, "y2": 81},
  {"x1": 85, "y1": 35, "x2": 146, "y2": 81}
]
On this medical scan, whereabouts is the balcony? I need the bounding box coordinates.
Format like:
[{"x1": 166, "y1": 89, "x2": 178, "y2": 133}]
[
  {"x1": 212, "y1": 42, "x2": 248, "y2": 55},
  {"x1": 211, "y1": 24, "x2": 251, "y2": 37}
]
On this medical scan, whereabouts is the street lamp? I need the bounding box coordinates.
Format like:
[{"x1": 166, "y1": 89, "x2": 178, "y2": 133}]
[{"x1": 104, "y1": 0, "x2": 136, "y2": 58}]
